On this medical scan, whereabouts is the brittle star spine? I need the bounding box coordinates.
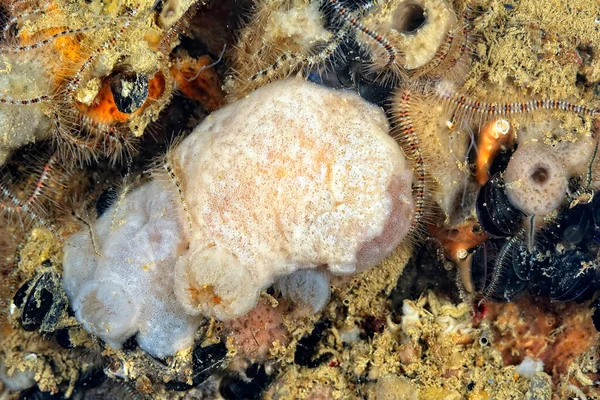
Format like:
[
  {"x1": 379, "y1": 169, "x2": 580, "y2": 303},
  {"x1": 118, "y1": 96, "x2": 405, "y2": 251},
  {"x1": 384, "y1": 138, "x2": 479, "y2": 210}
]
[
  {"x1": 436, "y1": 88, "x2": 599, "y2": 118},
  {"x1": 1, "y1": 24, "x2": 102, "y2": 54},
  {"x1": 0, "y1": 185, "x2": 63, "y2": 241},
  {"x1": 396, "y1": 89, "x2": 428, "y2": 233},
  {"x1": 327, "y1": 0, "x2": 397, "y2": 67}
]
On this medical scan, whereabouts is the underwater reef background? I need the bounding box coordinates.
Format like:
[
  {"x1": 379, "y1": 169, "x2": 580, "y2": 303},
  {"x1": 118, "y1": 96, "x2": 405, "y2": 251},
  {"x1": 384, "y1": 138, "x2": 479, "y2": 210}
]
[{"x1": 1, "y1": 0, "x2": 600, "y2": 399}]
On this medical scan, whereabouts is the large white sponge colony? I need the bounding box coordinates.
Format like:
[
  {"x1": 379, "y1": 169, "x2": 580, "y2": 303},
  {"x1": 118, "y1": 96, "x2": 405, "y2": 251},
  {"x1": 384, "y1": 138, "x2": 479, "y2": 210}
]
[{"x1": 63, "y1": 78, "x2": 414, "y2": 355}]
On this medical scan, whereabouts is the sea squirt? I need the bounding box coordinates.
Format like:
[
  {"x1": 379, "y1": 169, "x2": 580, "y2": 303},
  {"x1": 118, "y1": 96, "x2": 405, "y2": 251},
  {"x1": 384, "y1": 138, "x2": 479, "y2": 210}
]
[{"x1": 62, "y1": 77, "x2": 415, "y2": 357}]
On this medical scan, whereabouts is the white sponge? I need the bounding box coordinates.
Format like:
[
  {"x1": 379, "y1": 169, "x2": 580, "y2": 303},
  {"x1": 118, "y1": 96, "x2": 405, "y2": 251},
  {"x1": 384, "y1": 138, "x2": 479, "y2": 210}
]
[
  {"x1": 173, "y1": 77, "x2": 415, "y2": 319},
  {"x1": 63, "y1": 180, "x2": 200, "y2": 358},
  {"x1": 63, "y1": 78, "x2": 415, "y2": 356},
  {"x1": 504, "y1": 142, "x2": 568, "y2": 216}
]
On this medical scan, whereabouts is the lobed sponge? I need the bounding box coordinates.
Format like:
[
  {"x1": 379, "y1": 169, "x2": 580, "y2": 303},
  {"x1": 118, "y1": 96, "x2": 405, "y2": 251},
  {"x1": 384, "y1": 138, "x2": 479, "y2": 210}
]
[
  {"x1": 173, "y1": 77, "x2": 415, "y2": 320},
  {"x1": 62, "y1": 78, "x2": 415, "y2": 356},
  {"x1": 274, "y1": 269, "x2": 331, "y2": 314},
  {"x1": 63, "y1": 180, "x2": 199, "y2": 358}
]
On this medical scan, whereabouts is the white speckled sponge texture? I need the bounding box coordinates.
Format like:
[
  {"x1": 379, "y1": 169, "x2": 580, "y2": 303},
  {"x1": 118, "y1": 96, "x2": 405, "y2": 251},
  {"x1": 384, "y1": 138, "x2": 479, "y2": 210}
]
[{"x1": 174, "y1": 77, "x2": 414, "y2": 320}]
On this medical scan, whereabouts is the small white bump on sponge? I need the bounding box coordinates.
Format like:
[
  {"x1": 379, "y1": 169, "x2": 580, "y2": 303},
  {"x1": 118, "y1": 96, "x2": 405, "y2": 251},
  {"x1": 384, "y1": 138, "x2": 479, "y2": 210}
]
[
  {"x1": 175, "y1": 244, "x2": 260, "y2": 321},
  {"x1": 75, "y1": 281, "x2": 140, "y2": 349},
  {"x1": 274, "y1": 269, "x2": 331, "y2": 314},
  {"x1": 504, "y1": 142, "x2": 568, "y2": 216},
  {"x1": 263, "y1": 0, "x2": 331, "y2": 51}
]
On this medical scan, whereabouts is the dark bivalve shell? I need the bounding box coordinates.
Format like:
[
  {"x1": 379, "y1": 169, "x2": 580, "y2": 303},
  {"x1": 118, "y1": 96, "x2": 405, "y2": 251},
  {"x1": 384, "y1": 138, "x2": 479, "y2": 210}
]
[
  {"x1": 219, "y1": 363, "x2": 273, "y2": 400},
  {"x1": 469, "y1": 240, "x2": 497, "y2": 294},
  {"x1": 560, "y1": 205, "x2": 593, "y2": 246},
  {"x1": 294, "y1": 319, "x2": 332, "y2": 368},
  {"x1": 306, "y1": 38, "x2": 396, "y2": 107},
  {"x1": 592, "y1": 193, "x2": 600, "y2": 234},
  {"x1": 476, "y1": 173, "x2": 524, "y2": 238},
  {"x1": 471, "y1": 238, "x2": 527, "y2": 302},
  {"x1": 525, "y1": 248, "x2": 597, "y2": 302},
  {"x1": 468, "y1": 235, "x2": 536, "y2": 302},
  {"x1": 95, "y1": 186, "x2": 118, "y2": 218},
  {"x1": 164, "y1": 341, "x2": 227, "y2": 391},
  {"x1": 468, "y1": 230, "x2": 599, "y2": 304},
  {"x1": 109, "y1": 71, "x2": 149, "y2": 114},
  {"x1": 13, "y1": 269, "x2": 68, "y2": 333}
]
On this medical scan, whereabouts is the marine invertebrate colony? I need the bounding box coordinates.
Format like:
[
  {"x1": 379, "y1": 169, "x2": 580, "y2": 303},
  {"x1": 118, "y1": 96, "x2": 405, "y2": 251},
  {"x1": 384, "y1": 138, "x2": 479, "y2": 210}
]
[
  {"x1": 62, "y1": 77, "x2": 415, "y2": 357},
  {"x1": 0, "y1": 0, "x2": 200, "y2": 165},
  {"x1": 2, "y1": 0, "x2": 600, "y2": 397}
]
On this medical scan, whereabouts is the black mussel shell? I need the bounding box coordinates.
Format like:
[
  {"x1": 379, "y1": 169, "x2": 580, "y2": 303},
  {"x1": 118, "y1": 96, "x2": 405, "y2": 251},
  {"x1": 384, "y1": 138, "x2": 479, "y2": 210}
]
[
  {"x1": 192, "y1": 341, "x2": 227, "y2": 382},
  {"x1": 550, "y1": 251, "x2": 596, "y2": 302},
  {"x1": 524, "y1": 245, "x2": 598, "y2": 302},
  {"x1": 18, "y1": 387, "x2": 64, "y2": 400},
  {"x1": 20, "y1": 276, "x2": 54, "y2": 331},
  {"x1": 55, "y1": 328, "x2": 75, "y2": 349},
  {"x1": 13, "y1": 279, "x2": 32, "y2": 309},
  {"x1": 390, "y1": 240, "x2": 459, "y2": 309},
  {"x1": 308, "y1": 64, "x2": 393, "y2": 107},
  {"x1": 306, "y1": 38, "x2": 394, "y2": 107},
  {"x1": 470, "y1": 240, "x2": 497, "y2": 293},
  {"x1": 55, "y1": 327, "x2": 86, "y2": 349},
  {"x1": 219, "y1": 364, "x2": 272, "y2": 400},
  {"x1": 19, "y1": 271, "x2": 67, "y2": 333},
  {"x1": 592, "y1": 299, "x2": 600, "y2": 332},
  {"x1": 121, "y1": 335, "x2": 138, "y2": 351},
  {"x1": 593, "y1": 192, "x2": 600, "y2": 227},
  {"x1": 96, "y1": 187, "x2": 118, "y2": 218},
  {"x1": 471, "y1": 238, "x2": 528, "y2": 301},
  {"x1": 307, "y1": 40, "x2": 362, "y2": 89},
  {"x1": 294, "y1": 319, "x2": 332, "y2": 368},
  {"x1": 510, "y1": 241, "x2": 531, "y2": 281},
  {"x1": 560, "y1": 205, "x2": 593, "y2": 246},
  {"x1": 488, "y1": 148, "x2": 514, "y2": 178},
  {"x1": 76, "y1": 367, "x2": 106, "y2": 390},
  {"x1": 484, "y1": 253, "x2": 527, "y2": 302},
  {"x1": 522, "y1": 249, "x2": 554, "y2": 298},
  {"x1": 109, "y1": 71, "x2": 149, "y2": 114},
  {"x1": 526, "y1": 272, "x2": 553, "y2": 298},
  {"x1": 307, "y1": 62, "x2": 340, "y2": 88},
  {"x1": 165, "y1": 341, "x2": 227, "y2": 391},
  {"x1": 476, "y1": 173, "x2": 524, "y2": 238},
  {"x1": 358, "y1": 80, "x2": 395, "y2": 107},
  {"x1": 471, "y1": 190, "x2": 600, "y2": 304}
]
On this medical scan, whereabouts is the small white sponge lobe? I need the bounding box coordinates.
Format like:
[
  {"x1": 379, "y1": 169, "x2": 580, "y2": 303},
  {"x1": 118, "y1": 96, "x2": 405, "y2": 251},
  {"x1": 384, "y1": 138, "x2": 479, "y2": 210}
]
[
  {"x1": 274, "y1": 269, "x2": 331, "y2": 314},
  {"x1": 504, "y1": 142, "x2": 568, "y2": 216},
  {"x1": 173, "y1": 77, "x2": 414, "y2": 320},
  {"x1": 75, "y1": 280, "x2": 140, "y2": 349}
]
